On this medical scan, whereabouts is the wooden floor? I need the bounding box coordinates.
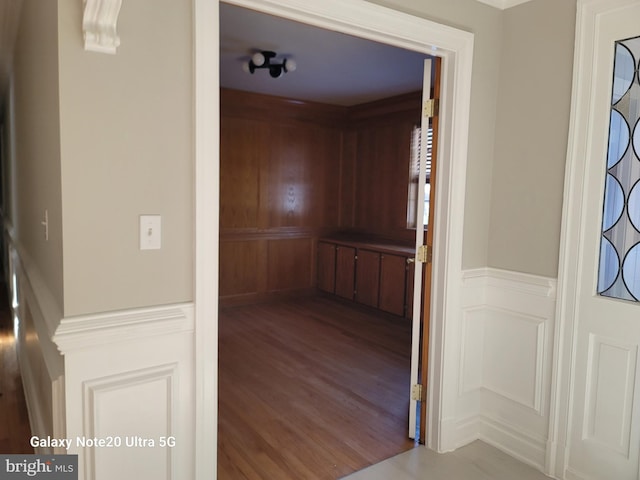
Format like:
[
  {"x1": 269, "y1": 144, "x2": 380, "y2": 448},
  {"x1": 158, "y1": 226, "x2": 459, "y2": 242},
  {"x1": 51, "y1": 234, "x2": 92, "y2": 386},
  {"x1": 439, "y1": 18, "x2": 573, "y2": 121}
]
[
  {"x1": 217, "y1": 296, "x2": 416, "y2": 480},
  {"x1": 0, "y1": 283, "x2": 33, "y2": 454}
]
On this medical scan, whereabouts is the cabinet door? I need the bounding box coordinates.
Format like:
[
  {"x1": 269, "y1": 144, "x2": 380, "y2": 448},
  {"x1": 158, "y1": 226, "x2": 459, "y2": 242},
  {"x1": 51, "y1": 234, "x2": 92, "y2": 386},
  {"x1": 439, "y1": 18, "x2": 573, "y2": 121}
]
[
  {"x1": 355, "y1": 249, "x2": 380, "y2": 308},
  {"x1": 317, "y1": 242, "x2": 336, "y2": 293},
  {"x1": 379, "y1": 254, "x2": 408, "y2": 316},
  {"x1": 335, "y1": 246, "x2": 356, "y2": 300}
]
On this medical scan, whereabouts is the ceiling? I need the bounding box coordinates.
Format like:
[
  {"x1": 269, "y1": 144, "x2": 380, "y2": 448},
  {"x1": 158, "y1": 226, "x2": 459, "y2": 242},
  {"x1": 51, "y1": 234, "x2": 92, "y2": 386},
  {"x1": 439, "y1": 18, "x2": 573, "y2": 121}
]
[{"x1": 219, "y1": 3, "x2": 431, "y2": 106}]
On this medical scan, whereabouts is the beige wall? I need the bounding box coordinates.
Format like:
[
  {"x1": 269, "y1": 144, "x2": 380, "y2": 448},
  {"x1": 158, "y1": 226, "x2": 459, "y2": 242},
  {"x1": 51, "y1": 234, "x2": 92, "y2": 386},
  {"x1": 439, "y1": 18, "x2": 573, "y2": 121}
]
[
  {"x1": 488, "y1": 0, "x2": 575, "y2": 277},
  {"x1": 8, "y1": 0, "x2": 64, "y2": 310},
  {"x1": 371, "y1": 0, "x2": 576, "y2": 277},
  {"x1": 57, "y1": 0, "x2": 193, "y2": 315},
  {"x1": 7, "y1": 0, "x2": 576, "y2": 321},
  {"x1": 368, "y1": 0, "x2": 503, "y2": 269}
]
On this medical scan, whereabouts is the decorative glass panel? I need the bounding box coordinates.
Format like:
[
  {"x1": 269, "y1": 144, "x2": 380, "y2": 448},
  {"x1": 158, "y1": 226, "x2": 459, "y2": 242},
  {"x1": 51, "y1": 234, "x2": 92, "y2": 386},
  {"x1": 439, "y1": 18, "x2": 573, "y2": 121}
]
[{"x1": 598, "y1": 36, "x2": 640, "y2": 300}]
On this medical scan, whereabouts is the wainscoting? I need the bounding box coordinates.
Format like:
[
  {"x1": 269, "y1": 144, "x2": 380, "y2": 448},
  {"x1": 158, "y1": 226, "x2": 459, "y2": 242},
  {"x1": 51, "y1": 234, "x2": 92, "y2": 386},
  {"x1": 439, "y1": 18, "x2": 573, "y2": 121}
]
[
  {"x1": 7, "y1": 234, "x2": 196, "y2": 480},
  {"x1": 456, "y1": 268, "x2": 557, "y2": 472}
]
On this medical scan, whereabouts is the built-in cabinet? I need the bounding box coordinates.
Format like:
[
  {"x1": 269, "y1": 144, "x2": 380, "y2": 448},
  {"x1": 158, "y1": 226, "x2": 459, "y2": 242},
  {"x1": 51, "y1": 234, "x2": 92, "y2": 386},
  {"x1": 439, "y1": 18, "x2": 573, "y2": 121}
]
[{"x1": 318, "y1": 239, "x2": 415, "y2": 318}]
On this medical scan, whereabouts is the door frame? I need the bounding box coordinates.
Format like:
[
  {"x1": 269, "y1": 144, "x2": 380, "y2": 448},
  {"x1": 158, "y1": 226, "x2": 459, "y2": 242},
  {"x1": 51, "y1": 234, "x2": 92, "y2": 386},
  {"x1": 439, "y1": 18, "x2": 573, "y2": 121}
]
[
  {"x1": 548, "y1": 0, "x2": 640, "y2": 477},
  {"x1": 193, "y1": 0, "x2": 474, "y2": 476}
]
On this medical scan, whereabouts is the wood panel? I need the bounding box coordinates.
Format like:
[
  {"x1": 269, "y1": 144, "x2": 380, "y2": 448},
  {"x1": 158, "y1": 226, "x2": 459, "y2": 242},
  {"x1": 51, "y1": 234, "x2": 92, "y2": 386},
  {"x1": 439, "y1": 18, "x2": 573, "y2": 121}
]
[
  {"x1": 218, "y1": 241, "x2": 262, "y2": 298},
  {"x1": 335, "y1": 246, "x2": 356, "y2": 300},
  {"x1": 220, "y1": 89, "x2": 345, "y2": 304},
  {"x1": 353, "y1": 121, "x2": 415, "y2": 241},
  {"x1": 266, "y1": 123, "x2": 342, "y2": 229},
  {"x1": 317, "y1": 242, "x2": 336, "y2": 293},
  {"x1": 219, "y1": 88, "x2": 421, "y2": 304},
  {"x1": 267, "y1": 238, "x2": 314, "y2": 292},
  {"x1": 355, "y1": 249, "x2": 380, "y2": 308},
  {"x1": 379, "y1": 253, "x2": 408, "y2": 316},
  {"x1": 219, "y1": 116, "x2": 266, "y2": 230},
  {"x1": 217, "y1": 297, "x2": 415, "y2": 480}
]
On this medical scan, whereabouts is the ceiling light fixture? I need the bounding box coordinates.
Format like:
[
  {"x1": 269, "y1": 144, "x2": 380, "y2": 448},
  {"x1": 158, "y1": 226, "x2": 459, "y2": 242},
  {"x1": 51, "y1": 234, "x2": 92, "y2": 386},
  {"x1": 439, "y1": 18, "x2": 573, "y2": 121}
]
[{"x1": 243, "y1": 50, "x2": 297, "y2": 78}]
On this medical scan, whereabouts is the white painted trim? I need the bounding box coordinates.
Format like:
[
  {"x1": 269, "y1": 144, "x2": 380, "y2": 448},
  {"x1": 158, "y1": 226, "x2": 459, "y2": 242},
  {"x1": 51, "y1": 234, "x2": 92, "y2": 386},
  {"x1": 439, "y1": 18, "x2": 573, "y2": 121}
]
[
  {"x1": 463, "y1": 267, "x2": 557, "y2": 298},
  {"x1": 475, "y1": 0, "x2": 534, "y2": 9},
  {"x1": 194, "y1": 1, "x2": 219, "y2": 478},
  {"x1": 548, "y1": 1, "x2": 640, "y2": 478},
  {"x1": 4, "y1": 231, "x2": 66, "y2": 449},
  {"x1": 207, "y1": 0, "x2": 474, "y2": 461},
  {"x1": 82, "y1": 0, "x2": 123, "y2": 54},
  {"x1": 478, "y1": 414, "x2": 547, "y2": 471},
  {"x1": 53, "y1": 303, "x2": 195, "y2": 353},
  {"x1": 4, "y1": 229, "x2": 63, "y2": 342},
  {"x1": 458, "y1": 268, "x2": 557, "y2": 473}
]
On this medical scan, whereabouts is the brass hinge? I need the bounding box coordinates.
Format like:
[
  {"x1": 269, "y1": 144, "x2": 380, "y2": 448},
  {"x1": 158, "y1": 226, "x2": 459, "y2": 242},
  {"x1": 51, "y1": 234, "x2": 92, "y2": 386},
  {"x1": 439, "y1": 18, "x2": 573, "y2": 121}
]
[
  {"x1": 416, "y1": 244, "x2": 432, "y2": 264},
  {"x1": 411, "y1": 383, "x2": 424, "y2": 401},
  {"x1": 423, "y1": 98, "x2": 439, "y2": 118}
]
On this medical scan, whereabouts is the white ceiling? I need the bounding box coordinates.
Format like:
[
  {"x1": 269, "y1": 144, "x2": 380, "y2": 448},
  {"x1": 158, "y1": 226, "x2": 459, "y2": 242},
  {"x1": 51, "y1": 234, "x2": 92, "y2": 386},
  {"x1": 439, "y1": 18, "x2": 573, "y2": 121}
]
[{"x1": 219, "y1": 3, "x2": 431, "y2": 106}]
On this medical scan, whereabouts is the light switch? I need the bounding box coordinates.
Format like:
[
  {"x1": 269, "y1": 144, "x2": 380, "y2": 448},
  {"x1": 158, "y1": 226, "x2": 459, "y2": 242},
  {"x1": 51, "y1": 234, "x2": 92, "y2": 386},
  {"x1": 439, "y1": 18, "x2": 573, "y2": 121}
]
[{"x1": 139, "y1": 215, "x2": 161, "y2": 250}]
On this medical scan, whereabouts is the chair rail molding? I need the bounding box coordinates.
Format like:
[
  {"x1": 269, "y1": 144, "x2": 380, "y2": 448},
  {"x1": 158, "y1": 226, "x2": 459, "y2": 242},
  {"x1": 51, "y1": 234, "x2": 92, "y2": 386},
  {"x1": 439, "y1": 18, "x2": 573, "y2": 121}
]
[
  {"x1": 475, "y1": 0, "x2": 533, "y2": 9},
  {"x1": 82, "y1": 0, "x2": 123, "y2": 54}
]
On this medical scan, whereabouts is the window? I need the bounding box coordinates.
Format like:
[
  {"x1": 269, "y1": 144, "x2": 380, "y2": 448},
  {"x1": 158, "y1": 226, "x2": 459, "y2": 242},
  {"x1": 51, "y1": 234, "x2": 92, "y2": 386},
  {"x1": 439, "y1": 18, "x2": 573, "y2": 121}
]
[
  {"x1": 406, "y1": 124, "x2": 432, "y2": 228},
  {"x1": 597, "y1": 35, "x2": 640, "y2": 301}
]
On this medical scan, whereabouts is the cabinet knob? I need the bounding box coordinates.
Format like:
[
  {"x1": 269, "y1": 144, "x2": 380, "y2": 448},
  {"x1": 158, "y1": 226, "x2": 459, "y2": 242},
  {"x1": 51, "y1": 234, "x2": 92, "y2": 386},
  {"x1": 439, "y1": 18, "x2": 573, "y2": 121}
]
[{"x1": 406, "y1": 257, "x2": 415, "y2": 264}]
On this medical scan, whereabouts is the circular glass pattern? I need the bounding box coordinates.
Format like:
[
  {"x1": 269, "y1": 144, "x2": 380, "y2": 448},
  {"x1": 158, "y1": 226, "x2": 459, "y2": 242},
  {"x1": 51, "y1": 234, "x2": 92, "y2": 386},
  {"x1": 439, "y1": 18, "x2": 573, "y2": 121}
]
[
  {"x1": 612, "y1": 43, "x2": 635, "y2": 104},
  {"x1": 634, "y1": 118, "x2": 640, "y2": 161},
  {"x1": 598, "y1": 236, "x2": 620, "y2": 293},
  {"x1": 608, "y1": 109, "x2": 630, "y2": 168},
  {"x1": 628, "y1": 180, "x2": 640, "y2": 232},
  {"x1": 622, "y1": 242, "x2": 640, "y2": 300},
  {"x1": 603, "y1": 173, "x2": 625, "y2": 231}
]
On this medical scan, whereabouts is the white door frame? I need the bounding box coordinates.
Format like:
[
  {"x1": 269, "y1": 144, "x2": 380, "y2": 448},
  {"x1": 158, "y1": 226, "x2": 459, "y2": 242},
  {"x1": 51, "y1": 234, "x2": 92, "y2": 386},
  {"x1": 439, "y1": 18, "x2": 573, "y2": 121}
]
[
  {"x1": 548, "y1": 0, "x2": 640, "y2": 477},
  {"x1": 193, "y1": 0, "x2": 474, "y2": 477}
]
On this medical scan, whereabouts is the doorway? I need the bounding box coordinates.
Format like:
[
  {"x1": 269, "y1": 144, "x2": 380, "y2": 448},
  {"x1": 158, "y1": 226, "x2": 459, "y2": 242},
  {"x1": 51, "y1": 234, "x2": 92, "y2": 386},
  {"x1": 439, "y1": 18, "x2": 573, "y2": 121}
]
[
  {"x1": 192, "y1": 1, "x2": 474, "y2": 477},
  {"x1": 218, "y1": 4, "x2": 429, "y2": 474}
]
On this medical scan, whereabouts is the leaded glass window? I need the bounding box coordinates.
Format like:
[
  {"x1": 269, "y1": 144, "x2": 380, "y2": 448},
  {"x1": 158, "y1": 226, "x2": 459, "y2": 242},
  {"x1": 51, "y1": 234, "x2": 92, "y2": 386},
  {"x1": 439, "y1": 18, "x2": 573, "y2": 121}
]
[{"x1": 598, "y1": 36, "x2": 640, "y2": 300}]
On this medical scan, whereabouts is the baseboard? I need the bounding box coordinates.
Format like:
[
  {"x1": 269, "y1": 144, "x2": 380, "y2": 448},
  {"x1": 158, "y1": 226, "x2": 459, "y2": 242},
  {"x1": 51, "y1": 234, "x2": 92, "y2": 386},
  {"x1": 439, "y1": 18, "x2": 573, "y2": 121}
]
[
  {"x1": 478, "y1": 414, "x2": 547, "y2": 471},
  {"x1": 219, "y1": 287, "x2": 317, "y2": 308}
]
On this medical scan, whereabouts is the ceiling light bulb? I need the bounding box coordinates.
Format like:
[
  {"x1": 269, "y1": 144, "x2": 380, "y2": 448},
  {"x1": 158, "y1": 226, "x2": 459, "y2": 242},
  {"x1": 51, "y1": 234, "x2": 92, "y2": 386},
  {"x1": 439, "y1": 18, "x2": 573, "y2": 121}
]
[
  {"x1": 284, "y1": 58, "x2": 297, "y2": 73},
  {"x1": 242, "y1": 61, "x2": 251, "y2": 74},
  {"x1": 252, "y1": 52, "x2": 265, "y2": 67}
]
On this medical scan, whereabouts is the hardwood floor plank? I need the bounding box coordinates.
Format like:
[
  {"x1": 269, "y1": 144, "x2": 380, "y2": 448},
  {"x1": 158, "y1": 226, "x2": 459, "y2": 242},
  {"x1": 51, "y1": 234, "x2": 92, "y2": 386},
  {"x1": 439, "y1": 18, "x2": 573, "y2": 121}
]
[
  {"x1": 218, "y1": 296, "x2": 415, "y2": 479},
  {"x1": 0, "y1": 285, "x2": 33, "y2": 455}
]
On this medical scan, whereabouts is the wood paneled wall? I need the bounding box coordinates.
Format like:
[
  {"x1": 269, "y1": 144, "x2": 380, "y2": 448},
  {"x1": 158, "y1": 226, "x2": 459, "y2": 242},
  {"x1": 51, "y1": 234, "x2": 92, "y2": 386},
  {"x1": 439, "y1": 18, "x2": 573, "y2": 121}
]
[
  {"x1": 346, "y1": 93, "x2": 422, "y2": 244},
  {"x1": 219, "y1": 88, "x2": 420, "y2": 305},
  {"x1": 219, "y1": 89, "x2": 346, "y2": 304}
]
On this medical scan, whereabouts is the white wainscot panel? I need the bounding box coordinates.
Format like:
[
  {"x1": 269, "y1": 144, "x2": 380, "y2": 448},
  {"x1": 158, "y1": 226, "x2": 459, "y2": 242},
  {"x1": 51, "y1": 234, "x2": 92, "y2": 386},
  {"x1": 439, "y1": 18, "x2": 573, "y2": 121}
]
[
  {"x1": 583, "y1": 334, "x2": 638, "y2": 456},
  {"x1": 54, "y1": 303, "x2": 195, "y2": 480},
  {"x1": 457, "y1": 268, "x2": 556, "y2": 471},
  {"x1": 482, "y1": 307, "x2": 545, "y2": 413},
  {"x1": 84, "y1": 364, "x2": 177, "y2": 480},
  {"x1": 460, "y1": 307, "x2": 485, "y2": 394}
]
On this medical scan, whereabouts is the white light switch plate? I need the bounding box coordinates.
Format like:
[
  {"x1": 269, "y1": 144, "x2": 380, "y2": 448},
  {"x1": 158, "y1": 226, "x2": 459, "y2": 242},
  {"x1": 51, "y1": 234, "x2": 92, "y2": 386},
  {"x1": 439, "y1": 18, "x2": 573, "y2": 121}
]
[{"x1": 139, "y1": 215, "x2": 161, "y2": 250}]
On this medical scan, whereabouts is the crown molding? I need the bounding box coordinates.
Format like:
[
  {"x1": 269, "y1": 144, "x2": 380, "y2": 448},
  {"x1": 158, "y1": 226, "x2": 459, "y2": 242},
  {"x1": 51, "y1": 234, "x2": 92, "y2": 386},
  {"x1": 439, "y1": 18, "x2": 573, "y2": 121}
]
[
  {"x1": 82, "y1": 0, "x2": 123, "y2": 54},
  {"x1": 476, "y1": 0, "x2": 534, "y2": 9}
]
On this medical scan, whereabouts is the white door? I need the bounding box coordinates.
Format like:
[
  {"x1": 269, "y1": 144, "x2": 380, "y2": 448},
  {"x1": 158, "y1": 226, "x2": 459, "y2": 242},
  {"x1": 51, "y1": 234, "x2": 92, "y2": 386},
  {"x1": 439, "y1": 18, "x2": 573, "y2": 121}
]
[
  {"x1": 409, "y1": 58, "x2": 433, "y2": 440},
  {"x1": 563, "y1": 2, "x2": 640, "y2": 478}
]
